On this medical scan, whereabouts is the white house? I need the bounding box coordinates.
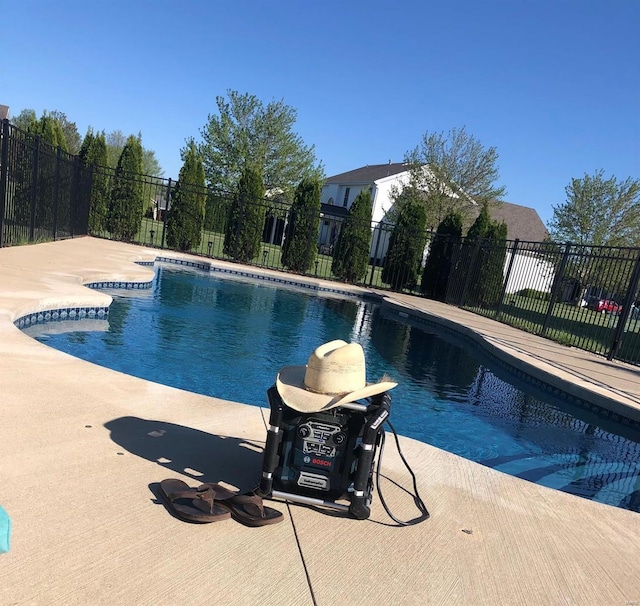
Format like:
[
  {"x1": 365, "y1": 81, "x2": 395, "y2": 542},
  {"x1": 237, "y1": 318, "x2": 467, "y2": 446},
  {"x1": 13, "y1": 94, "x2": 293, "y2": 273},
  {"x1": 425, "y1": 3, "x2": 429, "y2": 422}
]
[
  {"x1": 320, "y1": 163, "x2": 553, "y2": 294},
  {"x1": 319, "y1": 162, "x2": 411, "y2": 255}
]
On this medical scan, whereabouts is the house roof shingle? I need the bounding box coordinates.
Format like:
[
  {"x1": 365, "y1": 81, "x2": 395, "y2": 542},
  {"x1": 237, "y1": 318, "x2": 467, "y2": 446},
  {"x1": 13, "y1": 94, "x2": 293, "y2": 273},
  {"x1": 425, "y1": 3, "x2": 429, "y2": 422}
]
[
  {"x1": 489, "y1": 201, "x2": 548, "y2": 242},
  {"x1": 325, "y1": 163, "x2": 409, "y2": 184}
]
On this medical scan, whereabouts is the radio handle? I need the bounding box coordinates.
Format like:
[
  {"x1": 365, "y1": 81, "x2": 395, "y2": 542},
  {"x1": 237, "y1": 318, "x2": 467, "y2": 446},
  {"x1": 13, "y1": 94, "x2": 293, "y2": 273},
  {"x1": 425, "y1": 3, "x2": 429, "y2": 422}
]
[
  {"x1": 257, "y1": 385, "x2": 284, "y2": 497},
  {"x1": 349, "y1": 391, "x2": 391, "y2": 519}
]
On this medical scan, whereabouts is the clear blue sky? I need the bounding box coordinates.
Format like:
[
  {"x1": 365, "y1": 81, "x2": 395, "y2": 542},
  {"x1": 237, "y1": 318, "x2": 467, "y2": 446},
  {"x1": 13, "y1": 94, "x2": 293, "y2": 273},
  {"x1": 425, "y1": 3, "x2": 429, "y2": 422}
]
[{"x1": 2, "y1": 1, "x2": 638, "y2": 226}]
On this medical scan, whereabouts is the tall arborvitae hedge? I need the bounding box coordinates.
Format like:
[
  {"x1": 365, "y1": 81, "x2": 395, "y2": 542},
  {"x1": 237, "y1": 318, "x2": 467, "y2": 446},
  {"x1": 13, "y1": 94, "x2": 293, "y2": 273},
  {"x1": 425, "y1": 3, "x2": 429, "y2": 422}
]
[
  {"x1": 281, "y1": 178, "x2": 321, "y2": 272},
  {"x1": 420, "y1": 211, "x2": 463, "y2": 300},
  {"x1": 223, "y1": 166, "x2": 265, "y2": 262},
  {"x1": 167, "y1": 142, "x2": 207, "y2": 251},
  {"x1": 331, "y1": 189, "x2": 373, "y2": 282},
  {"x1": 457, "y1": 203, "x2": 508, "y2": 307},
  {"x1": 80, "y1": 130, "x2": 110, "y2": 234},
  {"x1": 470, "y1": 219, "x2": 508, "y2": 306},
  {"x1": 107, "y1": 135, "x2": 144, "y2": 241},
  {"x1": 381, "y1": 198, "x2": 427, "y2": 291}
]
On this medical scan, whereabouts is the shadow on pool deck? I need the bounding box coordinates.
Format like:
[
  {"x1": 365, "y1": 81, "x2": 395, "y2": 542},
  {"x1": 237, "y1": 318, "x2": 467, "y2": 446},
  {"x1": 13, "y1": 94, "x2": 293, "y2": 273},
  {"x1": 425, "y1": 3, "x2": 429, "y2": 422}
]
[{"x1": 104, "y1": 416, "x2": 264, "y2": 491}]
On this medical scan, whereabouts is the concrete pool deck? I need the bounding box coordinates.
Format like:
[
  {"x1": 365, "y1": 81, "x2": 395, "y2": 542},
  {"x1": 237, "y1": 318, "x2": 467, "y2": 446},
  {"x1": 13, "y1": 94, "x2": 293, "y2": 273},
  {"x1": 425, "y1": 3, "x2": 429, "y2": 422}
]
[{"x1": 0, "y1": 237, "x2": 638, "y2": 605}]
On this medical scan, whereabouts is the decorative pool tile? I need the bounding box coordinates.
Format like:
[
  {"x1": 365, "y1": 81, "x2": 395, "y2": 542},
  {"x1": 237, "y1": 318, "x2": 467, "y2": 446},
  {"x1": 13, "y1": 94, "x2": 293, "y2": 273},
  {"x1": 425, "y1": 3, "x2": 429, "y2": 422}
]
[
  {"x1": 14, "y1": 306, "x2": 110, "y2": 329},
  {"x1": 86, "y1": 280, "x2": 153, "y2": 290}
]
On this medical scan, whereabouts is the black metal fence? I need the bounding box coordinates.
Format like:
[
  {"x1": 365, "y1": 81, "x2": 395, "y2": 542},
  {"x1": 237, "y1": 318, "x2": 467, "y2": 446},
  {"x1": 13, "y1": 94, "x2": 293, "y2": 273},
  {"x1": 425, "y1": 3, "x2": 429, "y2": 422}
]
[
  {"x1": 0, "y1": 120, "x2": 91, "y2": 246},
  {"x1": 2, "y1": 117, "x2": 640, "y2": 365}
]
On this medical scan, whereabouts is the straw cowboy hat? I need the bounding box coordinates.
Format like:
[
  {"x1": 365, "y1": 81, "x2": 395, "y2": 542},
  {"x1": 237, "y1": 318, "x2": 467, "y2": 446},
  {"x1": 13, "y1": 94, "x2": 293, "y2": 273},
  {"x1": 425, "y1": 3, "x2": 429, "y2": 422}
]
[{"x1": 276, "y1": 340, "x2": 397, "y2": 413}]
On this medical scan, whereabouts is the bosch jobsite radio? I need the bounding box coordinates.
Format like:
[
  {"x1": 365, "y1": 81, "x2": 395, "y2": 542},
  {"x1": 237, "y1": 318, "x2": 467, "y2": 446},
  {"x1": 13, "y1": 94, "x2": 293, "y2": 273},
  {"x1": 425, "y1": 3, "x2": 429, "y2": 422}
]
[{"x1": 257, "y1": 385, "x2": 391, "y2": 520}]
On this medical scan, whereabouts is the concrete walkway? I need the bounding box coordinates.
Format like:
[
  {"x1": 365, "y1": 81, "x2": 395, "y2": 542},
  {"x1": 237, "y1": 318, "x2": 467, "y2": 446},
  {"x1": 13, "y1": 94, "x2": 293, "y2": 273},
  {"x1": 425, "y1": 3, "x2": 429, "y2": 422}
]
[{"x1": 0, "y1": 237, "x2": 638, "y2": 606}]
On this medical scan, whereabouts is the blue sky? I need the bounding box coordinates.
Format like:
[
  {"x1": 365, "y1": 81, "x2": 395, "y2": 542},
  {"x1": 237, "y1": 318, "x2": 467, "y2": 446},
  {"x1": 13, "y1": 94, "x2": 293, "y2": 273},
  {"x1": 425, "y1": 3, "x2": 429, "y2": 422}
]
[{"x1": 3, "y1": 1, "x2": 638, "y2": 225}]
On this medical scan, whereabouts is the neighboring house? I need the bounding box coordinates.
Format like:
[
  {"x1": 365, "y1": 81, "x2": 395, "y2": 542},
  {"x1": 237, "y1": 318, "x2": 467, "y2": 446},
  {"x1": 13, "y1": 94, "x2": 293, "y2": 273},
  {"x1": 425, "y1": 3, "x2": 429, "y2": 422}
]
[
  {"x1": 319, "y1": 162, "x2": 411, "y2": 257},
  {"x1": 486, "y1": 201, "x2": 553, "y2": 294},
  {"x1": 0, "y1": 105, "x2": 9, "y2": 121},
  {"x1": 320, "y1": 162, "x2": 553, "y2": 294}
]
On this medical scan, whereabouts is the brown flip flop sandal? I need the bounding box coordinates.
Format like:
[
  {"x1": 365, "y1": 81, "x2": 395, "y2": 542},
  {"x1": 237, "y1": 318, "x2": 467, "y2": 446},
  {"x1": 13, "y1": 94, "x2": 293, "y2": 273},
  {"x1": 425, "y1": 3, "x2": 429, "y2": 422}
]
[
  {"x1": 159, "y1": 479, "x2": 232, "y2": 523},
  {"x1": 206, "y1": 483, "x2": 283, "y2": 527}
]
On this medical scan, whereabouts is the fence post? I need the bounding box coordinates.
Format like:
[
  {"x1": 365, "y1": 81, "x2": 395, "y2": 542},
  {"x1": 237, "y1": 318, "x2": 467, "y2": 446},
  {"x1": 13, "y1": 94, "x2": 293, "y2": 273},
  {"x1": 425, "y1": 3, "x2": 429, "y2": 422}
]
[
  {"x1": 608, "y1": 249, "x2": 640, "y2": 360},
  {"x1": 495, "y1": 239, "x2": 519, "y2": 320},
  {"x1": 0, "y1": 119, "x2": 9, "y2": 248},
  {"x1": 160, "y1": 178, "x2": 171, "y2": 250},
  {"x1": 29, "y1": 136, "x2": 41, "y2": 242},
  {"x1": 540, "y1": 242, "x2": 572, "y2": 337},
  {"x1": 52, "y1": 147, "x2": 61, "y2": 240}
]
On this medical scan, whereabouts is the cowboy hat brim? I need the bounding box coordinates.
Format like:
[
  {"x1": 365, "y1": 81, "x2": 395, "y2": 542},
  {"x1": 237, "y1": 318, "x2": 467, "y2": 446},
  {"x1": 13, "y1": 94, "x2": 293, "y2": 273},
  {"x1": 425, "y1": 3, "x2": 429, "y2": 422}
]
[{"x1": 276, "y1": 365, "x2": 397, "y2": 413}]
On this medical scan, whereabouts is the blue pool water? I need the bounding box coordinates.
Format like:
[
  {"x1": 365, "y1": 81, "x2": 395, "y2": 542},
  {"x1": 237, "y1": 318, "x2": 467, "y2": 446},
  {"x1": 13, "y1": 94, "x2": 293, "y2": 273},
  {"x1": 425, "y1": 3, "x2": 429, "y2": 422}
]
[{"x1": 24, "y1": 265, "x2": 640, "y2": 512}]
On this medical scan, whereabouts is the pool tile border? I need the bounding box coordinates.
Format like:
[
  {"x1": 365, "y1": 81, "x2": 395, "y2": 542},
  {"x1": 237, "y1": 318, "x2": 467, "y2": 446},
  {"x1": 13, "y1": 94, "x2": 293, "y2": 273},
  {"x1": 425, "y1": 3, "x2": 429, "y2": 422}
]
[
  {"x1": 14, "y1": 305, "x2": 111, "y2": 329},
  {"x1": 154, "y1": 256, "x2": 363, "y2": 298}
]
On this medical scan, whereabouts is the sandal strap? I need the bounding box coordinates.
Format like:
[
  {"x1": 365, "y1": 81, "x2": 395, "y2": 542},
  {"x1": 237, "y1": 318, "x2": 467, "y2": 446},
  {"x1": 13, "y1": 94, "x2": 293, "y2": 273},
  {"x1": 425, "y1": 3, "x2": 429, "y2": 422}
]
[
  {"x1": 166, "y1": 485, "x2": 216, "y2": 514},
  {"x1": 229, "y1": 494, "x2": 265, "y2": 518}
]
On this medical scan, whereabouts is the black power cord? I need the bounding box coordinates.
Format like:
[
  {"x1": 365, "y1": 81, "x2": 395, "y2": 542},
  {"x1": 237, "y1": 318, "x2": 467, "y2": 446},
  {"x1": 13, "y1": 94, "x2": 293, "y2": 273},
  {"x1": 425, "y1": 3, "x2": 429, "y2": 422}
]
[{"x1": 374, "y1": 420, "x2": 430, "y2": 526}]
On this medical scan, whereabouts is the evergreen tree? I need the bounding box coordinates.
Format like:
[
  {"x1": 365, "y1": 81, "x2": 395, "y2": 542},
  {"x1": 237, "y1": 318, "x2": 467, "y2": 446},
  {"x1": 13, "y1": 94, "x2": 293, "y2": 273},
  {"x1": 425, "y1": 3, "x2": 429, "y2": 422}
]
[
  {"x1": 472, "y1": 220, "x2": 508, "y2": 306},
  {"x1": 167, "y1": 141, "x2": 207, "y2": 251},
  {"x1": 281, "y1": 178, "x2": 321, "y2": 272},
  {"x1": 331, "y1": 189, "x2": 373, "y2": 283},
  {"x1": 381, "y1": 197, "x2": 428, "y2": 291},
  {"x1": 458, "y1": 203, "x2": 508, "y2": 307},
  {"x1": 81, "y1": 130, "x2": 110, "y2": 234},
  {"x1": 421, "y1": 211, "x2": 463, "y2": 300},
  {"x1": 107, "y1": 135, "x2": 144, "y2": 241},
  {"x1": 467, "y1": 202, "x2": 491, "y2": 240},
  {"x1": 223, "y1": 166, "x2": 265, "y2": 262},
  {"x1": 29, "y1": 112, "x2": 69, "y2": 151}
]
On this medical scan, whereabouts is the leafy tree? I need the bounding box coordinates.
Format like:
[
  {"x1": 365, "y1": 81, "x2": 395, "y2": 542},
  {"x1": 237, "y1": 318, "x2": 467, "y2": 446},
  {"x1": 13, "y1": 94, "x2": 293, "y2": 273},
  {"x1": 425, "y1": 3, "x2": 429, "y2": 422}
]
[
  {"x1": 198, "y1": 90, "x2": 324, "y2": 196},
  {"x1": 47, "y1": 110, "x2": 81, "y2": 154},
  {"x1": 166, "y1": 141, "x2": 207, "y2": 251},
  {"x1": 80, "y1": 129, "x2": 110, "y2": 233},
  {"x1": 381, "y1": 196, "x2": 428, "y2": 291},
  {"x1": 332, "y1": 189, "x2": 373, "y2": 282},
  {"x1": 106, "y1": 130, "x2": 127, "y2": 168},
  {"x1": 11, "y1": 108, "x2": 37, "y2": 131},
  {"x1": 142, "y1": 148, "x2": 164, "y2": 177},
  {"x1": 548, "y1": 170, "x2": 640, "y2": 247},
  {"x1": 421, "y1": 211, "x2": 463, "y2": 300},
  {"x1": 281, "y1": 178, "x2": 321, "y2": 272},
  {"x1": 404, "y1": 126, "x2": 506, "y2": 228},
  {"x1": 223, "y1": 166, "x2": 265, "y2": 262},
  {"x1": 107, "y1": 135, "x2": 144, "y2": 241},
  {"x1": 106, "y1": 129, "x2": 163, "y2": 176}
]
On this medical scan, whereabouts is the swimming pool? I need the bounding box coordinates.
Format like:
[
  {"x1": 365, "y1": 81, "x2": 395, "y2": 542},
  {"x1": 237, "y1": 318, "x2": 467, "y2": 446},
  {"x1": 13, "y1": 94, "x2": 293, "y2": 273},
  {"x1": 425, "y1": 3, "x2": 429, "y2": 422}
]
[{"x1": 23, "y1": 264, "x2": 640, "y2": 512}]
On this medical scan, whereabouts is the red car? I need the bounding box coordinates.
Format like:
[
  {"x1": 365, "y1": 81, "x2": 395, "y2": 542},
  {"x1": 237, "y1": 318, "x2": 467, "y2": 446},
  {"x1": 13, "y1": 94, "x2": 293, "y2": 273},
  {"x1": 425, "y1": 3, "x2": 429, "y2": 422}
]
[{"x1": 589, "y1": 299, "x2": 622, "y2": 314}]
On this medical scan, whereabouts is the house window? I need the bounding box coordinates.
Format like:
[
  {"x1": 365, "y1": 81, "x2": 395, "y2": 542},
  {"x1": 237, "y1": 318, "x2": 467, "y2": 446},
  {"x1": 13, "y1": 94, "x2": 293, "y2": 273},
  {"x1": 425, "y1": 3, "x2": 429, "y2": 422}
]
[{"x1": 342, "y1": 187, "x2": 350, "y2": 207}]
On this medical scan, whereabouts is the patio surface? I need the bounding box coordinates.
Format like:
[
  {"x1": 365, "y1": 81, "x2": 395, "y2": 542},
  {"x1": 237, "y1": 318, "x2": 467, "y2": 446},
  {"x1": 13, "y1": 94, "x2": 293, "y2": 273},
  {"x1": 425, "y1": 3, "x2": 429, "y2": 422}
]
[{"x1": 0, "y1": 237, "x2": 638, "y2": 606}]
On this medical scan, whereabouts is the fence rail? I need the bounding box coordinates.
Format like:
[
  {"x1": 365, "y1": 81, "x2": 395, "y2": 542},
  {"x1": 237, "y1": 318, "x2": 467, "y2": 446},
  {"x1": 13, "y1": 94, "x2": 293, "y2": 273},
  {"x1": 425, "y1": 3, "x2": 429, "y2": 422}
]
[{"x1": 2, "y1": 118, "x2": 640, "y2": 365}]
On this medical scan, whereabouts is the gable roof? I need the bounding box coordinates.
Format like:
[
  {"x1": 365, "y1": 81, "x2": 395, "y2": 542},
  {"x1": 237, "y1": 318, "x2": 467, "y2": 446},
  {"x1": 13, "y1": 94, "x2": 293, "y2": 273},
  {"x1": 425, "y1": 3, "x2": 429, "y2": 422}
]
[
  {"x1": 325, "y1": 163, "x2": 409, "y2": 184},
  {"x1": 489, "y1": 201, "x2": 549, "y2": 242}
]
